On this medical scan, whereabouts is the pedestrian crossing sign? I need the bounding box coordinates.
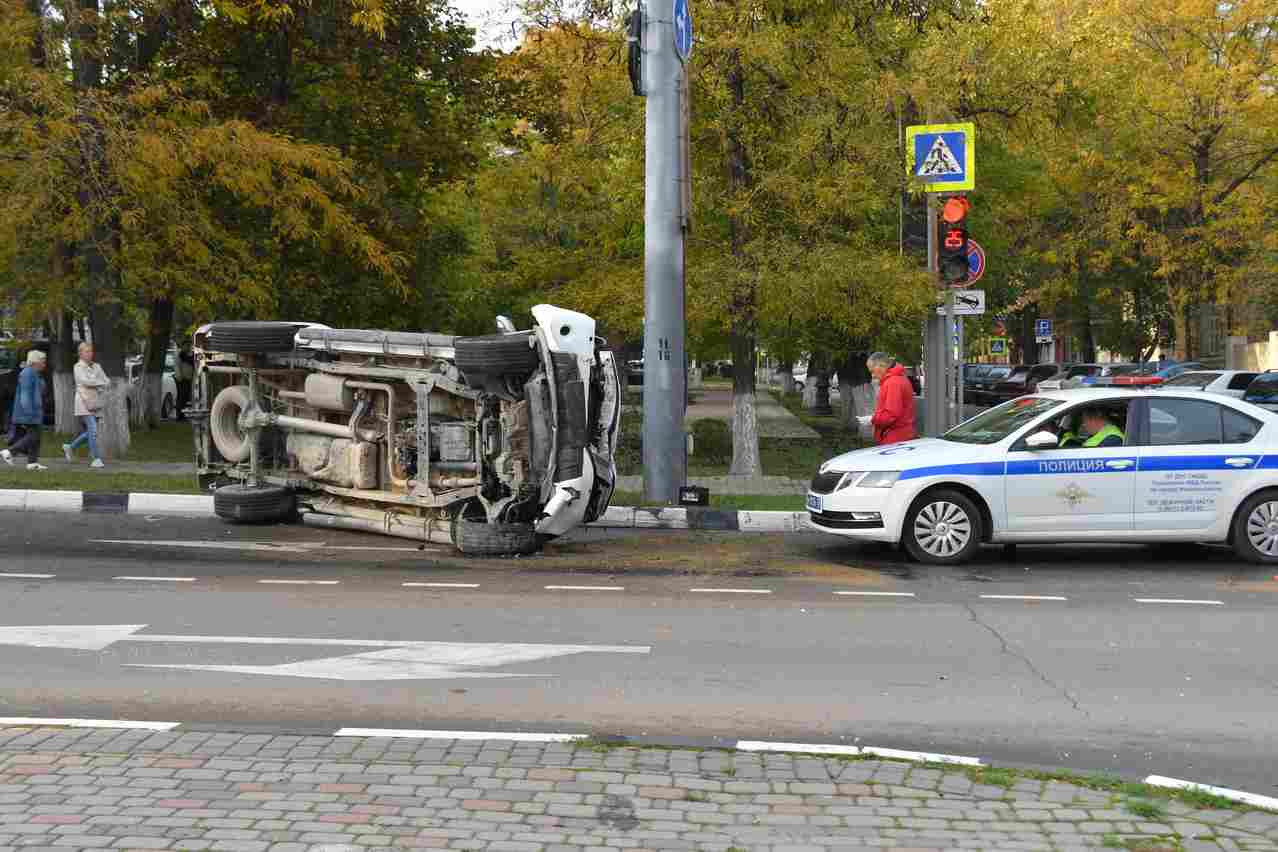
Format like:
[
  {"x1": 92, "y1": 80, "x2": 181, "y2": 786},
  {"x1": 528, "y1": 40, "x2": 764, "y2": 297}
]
[{"x1": 906, "y1": 123, "x2": 975, "y2": 192}]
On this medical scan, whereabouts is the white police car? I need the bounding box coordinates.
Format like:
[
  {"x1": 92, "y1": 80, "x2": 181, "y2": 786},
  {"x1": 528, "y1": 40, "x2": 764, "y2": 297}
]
[{"x1": 807, "y1": 389, "x2": 1278, "y2": 565}]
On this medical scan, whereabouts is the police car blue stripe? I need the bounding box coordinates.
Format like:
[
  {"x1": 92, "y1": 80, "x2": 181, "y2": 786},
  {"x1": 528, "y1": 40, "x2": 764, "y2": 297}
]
[
  {"x1": 1137, "y1": 455, "x2": 1259, "y2": 472},
  {"x1": 898, "y1": 462, "x2": 1004, "y2": 480},
  {"x1": 1256, "y1": 456, "x2": 1278, "y2": 470}
]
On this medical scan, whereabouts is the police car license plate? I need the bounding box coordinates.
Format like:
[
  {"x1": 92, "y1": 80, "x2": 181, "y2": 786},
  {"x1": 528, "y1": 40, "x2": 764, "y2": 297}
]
[{"x1": 807, "y1": 494, "x2": 822, "y2": 513}]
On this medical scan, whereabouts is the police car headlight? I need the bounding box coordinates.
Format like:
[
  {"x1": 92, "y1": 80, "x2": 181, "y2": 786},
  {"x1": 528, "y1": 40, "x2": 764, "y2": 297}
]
[
  {"x1": 857, "y1": 471, "x2": 902, "y2": 489},
  {"x1": 833, "y1": 471, "x2": 864, "y2": 491}
]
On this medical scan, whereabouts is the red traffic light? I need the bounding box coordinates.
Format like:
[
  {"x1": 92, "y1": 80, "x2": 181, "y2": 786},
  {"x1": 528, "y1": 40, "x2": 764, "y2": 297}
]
[
  {"x1": 943, "y1": 227, "x2": 966, "y2": 250},
  {"x1": 941, "y1": 196, "x2": 970, "y2": 224}
]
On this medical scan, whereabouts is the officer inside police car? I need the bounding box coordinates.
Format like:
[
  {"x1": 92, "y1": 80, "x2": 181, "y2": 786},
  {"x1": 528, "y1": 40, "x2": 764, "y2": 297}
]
[{"x1": 1080, "y1": 408, "x2": 1125, "y2": 448}]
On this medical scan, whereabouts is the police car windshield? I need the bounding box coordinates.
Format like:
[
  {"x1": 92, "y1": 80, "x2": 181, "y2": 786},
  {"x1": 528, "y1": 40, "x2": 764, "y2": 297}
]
[{"x1": 941, "y1": 397, "x2": 1064, "y2": 444}]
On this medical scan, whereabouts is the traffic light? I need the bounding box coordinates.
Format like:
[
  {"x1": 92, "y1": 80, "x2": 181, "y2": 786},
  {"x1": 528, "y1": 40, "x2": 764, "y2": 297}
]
[{"x1": 939, "y1": 196, "x2": 970, "y2": 285}]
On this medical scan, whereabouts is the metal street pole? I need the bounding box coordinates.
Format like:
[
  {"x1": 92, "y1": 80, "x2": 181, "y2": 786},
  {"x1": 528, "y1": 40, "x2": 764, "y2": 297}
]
[
  {"x1": 641, "y1": 0, "x2": 688, "y2": 504},
  {"x1": 924, "y1": 195, "x2": 944, "y2": 437}
]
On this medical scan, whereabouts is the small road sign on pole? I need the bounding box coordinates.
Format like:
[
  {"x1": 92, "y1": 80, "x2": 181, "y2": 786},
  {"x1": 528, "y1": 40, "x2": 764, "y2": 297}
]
[
  {"x1": 965, "y1": 239, "x2": 987, "y2": 285},
  {"x1": 673, "y1": 0, "x2": 693, "y2": 62},
  {"x1": 905, "y1": 123, "x2": 976, "y2": 193},
  {"x1": 1035, "y1": 318, "x2": 1053, "y2": 344},
  {"x1": 937, "y1": 289, "x2": 986, "y2": 316}
]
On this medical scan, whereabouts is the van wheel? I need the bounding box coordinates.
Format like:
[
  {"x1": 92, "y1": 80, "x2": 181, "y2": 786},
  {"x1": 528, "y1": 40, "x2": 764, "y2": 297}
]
[
  {"x1": 455, "y1": 332, "x2": 539, "y2": 381},
  {"x1": 1232, "y1": 490, "x2": 1278, "y2": 564},
  {"x1": 450, "y1": 513, "x2": 539, "y2": 557},
  {"x1": 902, "y1": 489, "x2": 982, "y2": 565},
  {"x1": 206, "y1": 321, "x2": 302, "y2": 354},
  {"x1": 214, "y1": 483, "x2": 295, "y2": 524}
]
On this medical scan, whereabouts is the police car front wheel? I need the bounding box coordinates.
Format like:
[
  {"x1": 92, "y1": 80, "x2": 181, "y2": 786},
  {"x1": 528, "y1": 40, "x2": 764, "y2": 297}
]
[
  {"x1": 1233, "y1": 490, "x2": 1278, "y2": 565},
  {"x1": 903, "y1": 489, "x2": 982, "y2": 565}
]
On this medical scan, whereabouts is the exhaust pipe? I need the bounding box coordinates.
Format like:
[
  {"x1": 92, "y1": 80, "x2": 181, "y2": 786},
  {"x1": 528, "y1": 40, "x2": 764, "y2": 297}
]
[{"x1": 299, "y1": 510, "x2": 455, "y2": 546}]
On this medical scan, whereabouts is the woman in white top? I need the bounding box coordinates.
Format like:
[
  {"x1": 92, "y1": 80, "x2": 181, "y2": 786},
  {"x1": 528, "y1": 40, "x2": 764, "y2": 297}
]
[{"x1": 63, "y1": 342, "x2": 109, "y2": 468}]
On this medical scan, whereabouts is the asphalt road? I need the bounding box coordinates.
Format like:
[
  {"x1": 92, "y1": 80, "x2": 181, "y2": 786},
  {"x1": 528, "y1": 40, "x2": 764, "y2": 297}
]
[{"x1": 1, "y1": 512, "x2": 1275, "y2": 795}]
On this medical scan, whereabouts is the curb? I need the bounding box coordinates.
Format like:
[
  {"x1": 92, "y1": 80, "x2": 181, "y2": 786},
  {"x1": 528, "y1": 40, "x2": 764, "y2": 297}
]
[
  {"x1": 0, "y1": 489, "x2": 811, "y2": 532},
  {"x1": 2, "y1": 717, "x2": 1277, "y2": 813}
]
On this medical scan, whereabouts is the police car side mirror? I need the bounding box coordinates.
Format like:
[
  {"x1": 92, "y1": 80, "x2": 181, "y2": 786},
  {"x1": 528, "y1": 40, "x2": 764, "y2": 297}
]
[{"x1": 1024, "y1": 430, "x2": 1058, "y2": 450}]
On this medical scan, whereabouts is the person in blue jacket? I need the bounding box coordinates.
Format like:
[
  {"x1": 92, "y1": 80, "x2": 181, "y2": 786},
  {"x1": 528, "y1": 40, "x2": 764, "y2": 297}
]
[{"x1": 1, "y1": 350, "x2": 49, "y2": 470}]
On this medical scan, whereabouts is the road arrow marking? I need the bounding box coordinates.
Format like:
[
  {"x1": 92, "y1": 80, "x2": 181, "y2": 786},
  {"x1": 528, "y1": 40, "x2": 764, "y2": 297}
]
[
  {"x1": 0, "y1": 625, "x2": 150, "y2": 651},
  {"x1": 0, "y1": 626, "x2": 650, "y2": 681}
]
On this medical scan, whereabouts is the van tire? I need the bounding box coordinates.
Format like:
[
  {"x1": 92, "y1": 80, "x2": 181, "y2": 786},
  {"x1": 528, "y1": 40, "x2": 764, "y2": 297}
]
[
  {"x1": 451, "y1": 514, "x2": 540, "y2": 557},
  {"x1": 209, "y1": 385, "x2": 255, "y2": 463},
  {"x1": 455, "y1": 332, "x2": 540, "y2": 380},
  {"x1": 207, "y1": 321, "x2": 301, "y2": 354},
  {"x1": 214, "y1": 483, "x2": 295, "y2": 524}
]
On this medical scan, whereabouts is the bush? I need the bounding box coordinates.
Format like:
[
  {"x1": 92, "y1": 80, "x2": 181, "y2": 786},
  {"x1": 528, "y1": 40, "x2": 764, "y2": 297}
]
[
  {"x1": 615, "y1": 414, "x2": 642, "y2": 475},
  {"x1": 691, "y1": 418, "x2": 731, "y2": 465}
]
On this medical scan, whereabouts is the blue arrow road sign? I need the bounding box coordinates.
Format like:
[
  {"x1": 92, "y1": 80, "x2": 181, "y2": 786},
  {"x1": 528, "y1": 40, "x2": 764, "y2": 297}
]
[
  {"x1": 1036, "y1": 319, "x2": 1052, "y2": 338},
  {"x1": 673, "y1": 0, "x2": 693, "y2": 62}
]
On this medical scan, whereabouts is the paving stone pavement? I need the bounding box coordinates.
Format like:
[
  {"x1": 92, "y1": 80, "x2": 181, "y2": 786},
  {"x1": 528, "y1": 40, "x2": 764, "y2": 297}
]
[{"x1": 0, "y1": 725, "x2": 1275, "y2": 851}]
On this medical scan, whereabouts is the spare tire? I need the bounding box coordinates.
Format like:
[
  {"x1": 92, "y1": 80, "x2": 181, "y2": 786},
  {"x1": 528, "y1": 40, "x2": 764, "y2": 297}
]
[
  {"x1": 207, "y1": 321, "x2": 301, "y2": 354},
  {"x1": 451, "y1": 514, "x2": 540, "y2": 557},
  {"x1": 214, "y1": 483, "x2": 295, "y2": 524},
  {"x1": 455, "y1": 332, "x2": 539, "y2": 379},
  {"x1": 209, "y1": 384, "x2": 254, "y2": 463}
]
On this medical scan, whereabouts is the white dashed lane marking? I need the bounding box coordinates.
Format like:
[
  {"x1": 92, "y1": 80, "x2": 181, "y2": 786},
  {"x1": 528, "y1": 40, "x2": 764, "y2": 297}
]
[
  {"x1": 0, "y1": 573, "x2": 55, "y2": 579},
  {"x1": 258, "y1": 579, "x2": 340, "y2": 586},
  {"x1": 112, "y1": 576, "x2": 197, "y2": 583},
  {"x1": 980, "y1": 595, "x2": 1068, "y2": 601},
  {"x1": 689, "y1": 588, "x2": 773, "y2": 595},
  {"x1": 1134, "y1": 598, "x2": 1224, "y2": 606},
  {"x1": 833, "y1": 591, "x2": 916, "y2": 598},
  {"x1": 403, "y1": 582, "x2": 481, "y2": 589},
  {"x1": 544, "y1": 585, "x2": 625, "y2": 592}
]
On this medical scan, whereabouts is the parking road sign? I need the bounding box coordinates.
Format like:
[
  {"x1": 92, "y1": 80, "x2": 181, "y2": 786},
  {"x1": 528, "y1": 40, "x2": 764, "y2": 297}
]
[
  {"x1": 1035, "y1": 318, "x2": 1053, "y2": 343},
  {"x1": 906, "y1": 123, "x2": 975, "y2": 192}
]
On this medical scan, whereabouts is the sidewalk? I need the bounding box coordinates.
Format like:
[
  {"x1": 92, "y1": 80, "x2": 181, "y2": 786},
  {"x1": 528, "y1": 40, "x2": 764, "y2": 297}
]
[
  {"x1": 685, "y1": 389, "x2": 819, "y2": 440},
  {"x1": 0, "y1": 724, "x2": 1274, "y2": 851}
]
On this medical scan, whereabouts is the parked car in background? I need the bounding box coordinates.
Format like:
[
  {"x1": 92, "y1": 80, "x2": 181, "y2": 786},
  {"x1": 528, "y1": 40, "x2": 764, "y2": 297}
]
[
  {"x1": 125, "y1": 356, "x2": 179, "y2": 419},
  {"x1": 1151, "y1": 370, "x2": 1259, "y2": 399},
  {"x1": 1242, "y1": 371, "x2": 1278, "y2": 413},
  {"x1": 1036, "y1": 363, "x2": 1101, "y2": 391},
  {"x1": 1112, "y1": 361, "x2": 1202, "y2": 387},
  {"x1": 985, "y1": 363, "x2": 1061, "y2": 405},
  {"x1": 966, "y1": 365, "x2": 1013, "y2": 405}
]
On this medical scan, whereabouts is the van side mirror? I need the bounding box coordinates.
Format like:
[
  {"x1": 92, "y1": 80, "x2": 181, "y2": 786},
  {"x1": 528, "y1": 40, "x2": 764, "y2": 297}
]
[
  {"x1": 495, "y1": 316, "x2": 516, "y2": 333},
  {"x1": 1025, "y1": 430, "x2": 1058, "y2": 450}
]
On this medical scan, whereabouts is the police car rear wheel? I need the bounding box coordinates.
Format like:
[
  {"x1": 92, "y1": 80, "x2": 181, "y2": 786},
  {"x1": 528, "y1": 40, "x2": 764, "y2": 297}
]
[
  {"x1": 904, "y1": 490, "x2": 981, "y2": 565},
  {"x1": 1234, "y1": 492, "x2": 1278, "y2": 564}
]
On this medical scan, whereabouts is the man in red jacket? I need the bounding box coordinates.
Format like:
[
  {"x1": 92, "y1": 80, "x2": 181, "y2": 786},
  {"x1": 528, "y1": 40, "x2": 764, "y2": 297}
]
[{"x1": 867, "y1": 352, "x2": 917, "y2": 445}]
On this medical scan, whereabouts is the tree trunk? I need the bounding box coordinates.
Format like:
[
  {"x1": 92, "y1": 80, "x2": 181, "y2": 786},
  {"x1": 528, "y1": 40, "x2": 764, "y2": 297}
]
[
  {"x1": 837, "y1": 351, "x2": 874, "y2": 428},
  {"x1": 729, "y1": 332, "x2": 761, "y2": 476},
  {"x1": 90, "y1": 299, "x2": 130, "y2": 460},
  {"x1": 140, "y1": 297, "x2": 175, "y2": 428},
  {"x1": 724, "y1": 49, "x2": 760, "y2": 477},
  {"x1": 813, "y1": 367, "x2": 833, "y2": 416},
  {"x1": 49, "y1": 313, "x2": 78, "y2": 435}
]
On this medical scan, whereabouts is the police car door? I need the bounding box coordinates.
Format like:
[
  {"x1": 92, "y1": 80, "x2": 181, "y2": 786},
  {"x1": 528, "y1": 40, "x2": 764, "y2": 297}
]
[
  {"x1": 1003, "y1": 400, "x2": 1138, "y2": 534},
  {"x1": 1133, "y1": 396, "x2": 1264, "y2": 533}
]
